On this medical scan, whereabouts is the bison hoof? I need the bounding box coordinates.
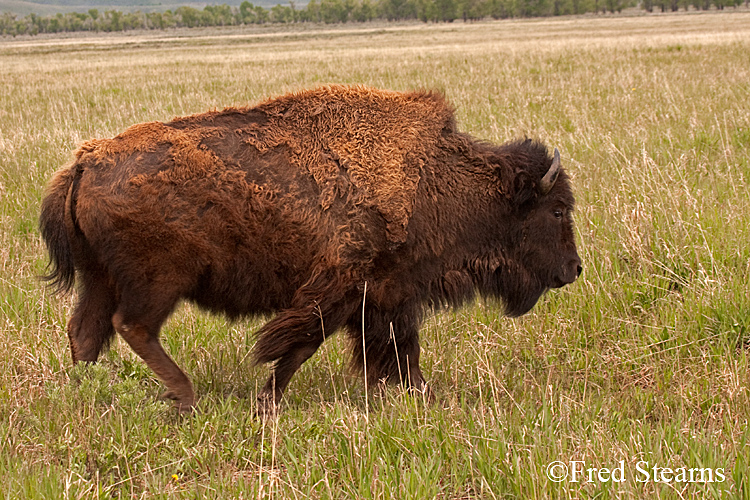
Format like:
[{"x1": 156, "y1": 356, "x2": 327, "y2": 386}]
[
  {"x1": 160, "y1": 390, "x2": 196, "y2": 414},
  {"x1": 255, "y1": 393, "x2": 281, "y2": 420},
  {"x1": 408, "y1": 382, "x2": 436, "y2": 405}
]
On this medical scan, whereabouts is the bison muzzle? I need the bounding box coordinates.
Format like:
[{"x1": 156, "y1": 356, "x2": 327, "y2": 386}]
[{"x1": 40, "y1": 85, "x2": 581, "y2": 415}]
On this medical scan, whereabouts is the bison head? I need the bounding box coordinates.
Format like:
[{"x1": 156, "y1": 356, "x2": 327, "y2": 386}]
[{"x1": 493, "y1": 142, "x2": 582, "y2": 317}]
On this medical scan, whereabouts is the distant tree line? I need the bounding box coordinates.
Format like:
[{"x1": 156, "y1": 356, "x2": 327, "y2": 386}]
[
  {"x1": 1, "y1": 0, "x2": 748, "y2": 36},
  {"x1": 640, "y1": 0, "x2": 745, "y2": 9}
]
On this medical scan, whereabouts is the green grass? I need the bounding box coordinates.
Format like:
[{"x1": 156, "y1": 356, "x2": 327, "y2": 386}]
[{"x1": 2, "y1": 13, "x2": 750, "y2": 499}]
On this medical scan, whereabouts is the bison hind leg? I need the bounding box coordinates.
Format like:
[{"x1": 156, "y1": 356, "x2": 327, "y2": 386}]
[
  {"x1": 112, "y1": 291, "x2": 195, "y2": 413},
  {"x1": 67, "y1": 267, "x2": 117, "y2": 363}
]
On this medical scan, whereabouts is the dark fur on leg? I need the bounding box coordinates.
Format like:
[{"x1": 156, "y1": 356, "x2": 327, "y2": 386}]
[
  {"x1": 67, "y1": 266, "x2": 117, "y2": 363},
  {"x1": 254, "y1": 280, "x2": 362, "y2": 416},
  {"x1": 347, "y1": 300, "x2": 427, "y2": 392}
]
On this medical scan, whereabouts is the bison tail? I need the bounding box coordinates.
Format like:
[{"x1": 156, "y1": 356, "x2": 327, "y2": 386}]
[{"x1": 39, "y1": 163, "x2": 80, "y2": 294}]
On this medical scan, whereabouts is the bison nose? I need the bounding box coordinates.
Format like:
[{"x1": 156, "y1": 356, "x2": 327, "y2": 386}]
[{"x1": 563, "y1": 257, "x2": 582, "y2": 285}]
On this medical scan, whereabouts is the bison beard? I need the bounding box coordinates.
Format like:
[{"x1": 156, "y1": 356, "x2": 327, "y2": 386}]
[{"x1": 39, "y1": 85, "x2": 581, "y2": 415}]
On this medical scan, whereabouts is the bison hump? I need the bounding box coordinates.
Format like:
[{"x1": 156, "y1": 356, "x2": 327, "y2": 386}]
[{"x1": 248, "y1": 85, "x2": 456, "y2": 246}]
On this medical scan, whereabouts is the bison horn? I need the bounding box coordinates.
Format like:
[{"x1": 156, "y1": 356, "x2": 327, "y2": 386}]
[{"x1": 539, "y1": 148, "x2": 561, "y2": 195}]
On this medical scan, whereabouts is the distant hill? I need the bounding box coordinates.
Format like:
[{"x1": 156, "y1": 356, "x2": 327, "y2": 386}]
[{"x1": 0, "y1": 0, "x2": 285, "y2": 15}]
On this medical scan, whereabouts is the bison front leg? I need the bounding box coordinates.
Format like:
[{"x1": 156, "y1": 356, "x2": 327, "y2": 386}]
[
  {"x1": 256, "y1": 341, "x2": 323, "y2": 417},
  {"x1": 348, "y1": 303, "x2": 433, "y2": 402},
  {"x1": 253, "y1": 291, "x2": 358, "y2": 417},
  {"x1": 112, "y1": 310, "x2": 195, "y2": 413},
  {"x1": 253, "y1": 310, "x2": 332, "y2": 418}
]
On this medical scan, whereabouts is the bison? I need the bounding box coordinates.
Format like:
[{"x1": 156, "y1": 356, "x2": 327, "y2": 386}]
[{"x1": 40, "y1": 85, "x2": 581, "y2": 415}]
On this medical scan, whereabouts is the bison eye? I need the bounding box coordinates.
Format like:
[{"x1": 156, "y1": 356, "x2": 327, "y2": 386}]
[{"x1": 553, "y1": 209, "x2": 564, "y2": 219}]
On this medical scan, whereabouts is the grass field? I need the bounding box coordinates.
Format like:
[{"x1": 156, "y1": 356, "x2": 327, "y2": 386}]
[{"x1": 2, "y1": 12, "x2": 750, "y2": 499}]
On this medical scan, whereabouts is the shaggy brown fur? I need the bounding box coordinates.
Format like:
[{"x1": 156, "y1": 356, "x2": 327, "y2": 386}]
[
  {"x1": 244, "y1": 86, "x2": 455, "y2": 245},
  {"x1": 40, "y1": 85, "x2": 581, "y2": 415}
]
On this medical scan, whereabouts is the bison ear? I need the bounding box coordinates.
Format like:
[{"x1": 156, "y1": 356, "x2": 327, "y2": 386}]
[{"x1": 512, "y1": 170, "x2": 536, "y2": 206}]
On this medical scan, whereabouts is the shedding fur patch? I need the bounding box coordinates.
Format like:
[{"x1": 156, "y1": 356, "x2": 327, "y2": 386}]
[
  {"x1": 245, "y1": 85, "x2": 456, "y2": 245},
  {"x1": 71, "y1": 86, "x2": 457, "y2": 247},
  {"x1": 78, "y1": 122, "x2": 226, "y2": 185}
]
